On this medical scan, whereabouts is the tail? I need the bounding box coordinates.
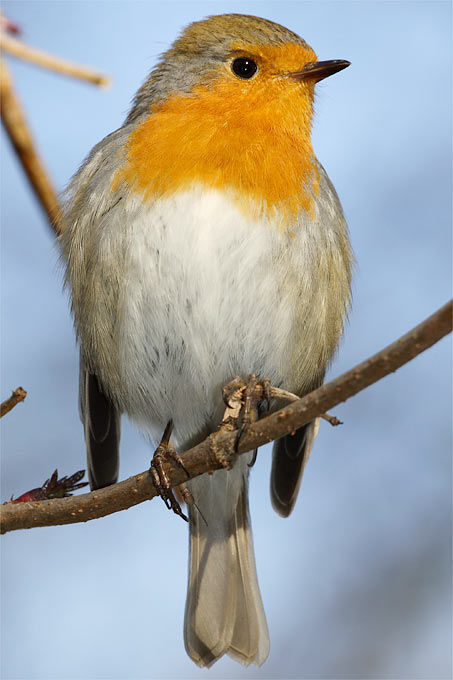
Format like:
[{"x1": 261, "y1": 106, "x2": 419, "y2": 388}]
[{"x1": 184, "y1": 455, "x2": 269, "y2": 667}]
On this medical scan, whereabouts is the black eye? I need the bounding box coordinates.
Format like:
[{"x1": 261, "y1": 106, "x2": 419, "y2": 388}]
[{"x1": 231, "y1": 57, "x2": 258, "y2": 79}]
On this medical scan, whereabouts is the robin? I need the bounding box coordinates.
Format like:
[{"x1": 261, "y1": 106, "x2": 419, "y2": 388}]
[{"x1": 61, "y1": 13, "x2": 352, "y2": 668}]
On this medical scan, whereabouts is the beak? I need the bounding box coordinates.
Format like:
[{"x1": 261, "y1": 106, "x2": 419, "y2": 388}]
[{"x1": 290, "y1": 59, "x2": 350, "y2": 83}]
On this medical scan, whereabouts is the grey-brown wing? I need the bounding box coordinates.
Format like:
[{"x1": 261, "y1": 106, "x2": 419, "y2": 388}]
[
  {"x1": 270, "y1": 419, "x2": 320, "y2": 517},
  {"x1": 79, "y1": 359, "x2": 121, "y2": 490},
  {"x1": 270, "y1": 159, "x2": 351, "y2": 517}
]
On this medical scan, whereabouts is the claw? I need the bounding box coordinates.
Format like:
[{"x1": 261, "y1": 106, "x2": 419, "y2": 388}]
[
  {"x1": 233, "y1": 428, "x2": 241, "y2": 453},
  {"x1": 149, "y1": 421, "x2": 189, "y2": 522},
  {"x1": 160, "y1": 418, "x2": 173, "y2": 447},
  {"x1": 248, "y1": 449, "x2": 258, "y2": 468}
]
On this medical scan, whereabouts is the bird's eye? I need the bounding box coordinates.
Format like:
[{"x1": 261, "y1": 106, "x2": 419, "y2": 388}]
[{"x1": 231, "y1": 57, "x2": 258, "y2": 80}]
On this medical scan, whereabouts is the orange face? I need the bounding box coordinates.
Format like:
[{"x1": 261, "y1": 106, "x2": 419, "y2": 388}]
[{"x1": 113, "y1": 42, "x2": 320, "y2": 225}]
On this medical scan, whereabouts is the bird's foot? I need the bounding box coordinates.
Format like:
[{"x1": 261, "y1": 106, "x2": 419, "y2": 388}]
[
  {"x1": 149, "y1": 420, "x2": 190, "y2": 522},
  {"x1": 214, "y1": 374, "x2": 271, "y2": 470}
]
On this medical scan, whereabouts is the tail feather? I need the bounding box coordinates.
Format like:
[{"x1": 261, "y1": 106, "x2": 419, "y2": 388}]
[
  {"x1": 184, "y1": 456, "x2": 269, "y2": 667},
  {"x1": 227, "y1": 485, "x2": 269, "y2": 666}
]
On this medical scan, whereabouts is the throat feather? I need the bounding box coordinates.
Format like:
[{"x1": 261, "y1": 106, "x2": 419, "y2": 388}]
[{"x1": 113, "y1": 79, "x2": 317, "y2": 224}]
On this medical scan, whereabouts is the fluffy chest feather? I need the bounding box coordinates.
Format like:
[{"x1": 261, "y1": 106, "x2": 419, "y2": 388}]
[{"x1": 77, "y1": 183, "x2": 350, "y2": 448}]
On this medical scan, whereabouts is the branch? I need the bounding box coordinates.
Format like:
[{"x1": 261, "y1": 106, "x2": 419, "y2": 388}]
[
  {"x1": 0, "y1": 13, "x2": 20, "y2": 35},
  {"x1": 0, "y1": 33, "x2": 110, "y2": 87},
  {"x1": 1, "y1": 24, "x2": 111, "y2": 236},
  {"x1": 9, "y1": 469, "x2": 88, "y2": 503},
  {"x1": 0, "y1": 59, "x2": 63, "y2": 234},
  {"x1": 1, "y1": 387, "x2": 26, "y2": 418},
  {"x1": 1, "y1": 300, "x2": 451, "y2": 534}
]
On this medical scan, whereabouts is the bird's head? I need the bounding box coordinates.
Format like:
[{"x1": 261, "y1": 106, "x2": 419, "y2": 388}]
[
  {"x1": 118, "y1": 14, "x2": 350, "y2": 221},
  {"x1": 128, "y1": 14, "x2": 350, "y2": 125}
]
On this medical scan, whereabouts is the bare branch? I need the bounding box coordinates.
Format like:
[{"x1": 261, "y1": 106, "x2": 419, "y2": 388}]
[
  {"x1": 0, "y1": 33, "x2": 110, "y2": 87},
  {"x1": 0, "y1": 59, "x2": 63, "y2": 234},
  {"x1": 1, "y1": 300, "x2": 450, "y2": 534},
  {"x1": 0, "y1": 12, "x2": 21, "y2": 35},
  {"x1": 270, "y1": 387, "x2": 342, "y2": 425},
  {"x1": 9, "y1": 469, "x2": 88, "y2": 503},
  {"x1": 1, "y1": 387, "x2": 26, "y2": 418},
  {"x1": 320, "y1": 413, "x2": 343, "y2": 426}
]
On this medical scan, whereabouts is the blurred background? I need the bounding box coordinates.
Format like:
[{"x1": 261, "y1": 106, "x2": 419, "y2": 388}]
[{"x1": 1, "y1": 2, "x2": 451, "y2": 679}]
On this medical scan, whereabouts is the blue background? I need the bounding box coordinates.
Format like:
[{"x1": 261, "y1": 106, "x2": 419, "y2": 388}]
[{"x1": 1, "y1": 2, "x2": 451, "y2": 678}]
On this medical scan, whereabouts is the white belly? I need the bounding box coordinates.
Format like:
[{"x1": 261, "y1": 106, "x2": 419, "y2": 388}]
[{"x1": 88, "y1": 186, "x2": 338, "y2": 448}]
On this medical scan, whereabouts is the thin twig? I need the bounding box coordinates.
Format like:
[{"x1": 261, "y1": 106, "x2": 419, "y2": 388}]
[
  {"x1": 0, "y1": 13, "x2": 20, "y2": 35},
  {"x1": 320, "y1": 413, "x2": 343, "y2": 426},
  {"x1": 0, "y1": 387, "x2": 27, "y2": 418},
  {"x1": 269, "y1": 387, "x2": 342, "y2": 425},
  {"x1": 0, "y1": 33, "x2": 110, "y2": 87},
  {"x1": 1, "y1": 300, "x2": 450, "y2": 534},
  {"x1": 0, "y1": 59, "x2": 63, "y2": 234}
]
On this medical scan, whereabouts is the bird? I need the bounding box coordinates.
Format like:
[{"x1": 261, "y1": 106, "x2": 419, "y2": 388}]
[{"x1": 60, "y1": 13, "x2": 353, "y2": 668}]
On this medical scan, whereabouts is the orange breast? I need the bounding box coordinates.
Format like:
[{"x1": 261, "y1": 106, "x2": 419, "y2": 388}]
[{"x1": 113, "y1": 44, "x2": 319, "y2": 226}]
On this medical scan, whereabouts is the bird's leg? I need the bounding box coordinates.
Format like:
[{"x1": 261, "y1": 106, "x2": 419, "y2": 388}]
[
  {"x1": 149, "y1": 420, "x2": 189, "y2": 522},
  {"x1": 235, "y1": 374, "x2": 271, "y2": 452},
  {"x1": 212, "y1": 374, "x2": 271, "y2": 470},
  {"x1": 247, "y1": 376, "x2": 272, "y2": 466},
  {"x1": 212, "y1": 376, "x2": 246, "y2": 470}
]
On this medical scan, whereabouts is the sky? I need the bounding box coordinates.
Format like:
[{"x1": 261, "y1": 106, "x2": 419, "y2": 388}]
[{"x1": 1, "y1": 2, "x2": 452, "y2": 679}]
